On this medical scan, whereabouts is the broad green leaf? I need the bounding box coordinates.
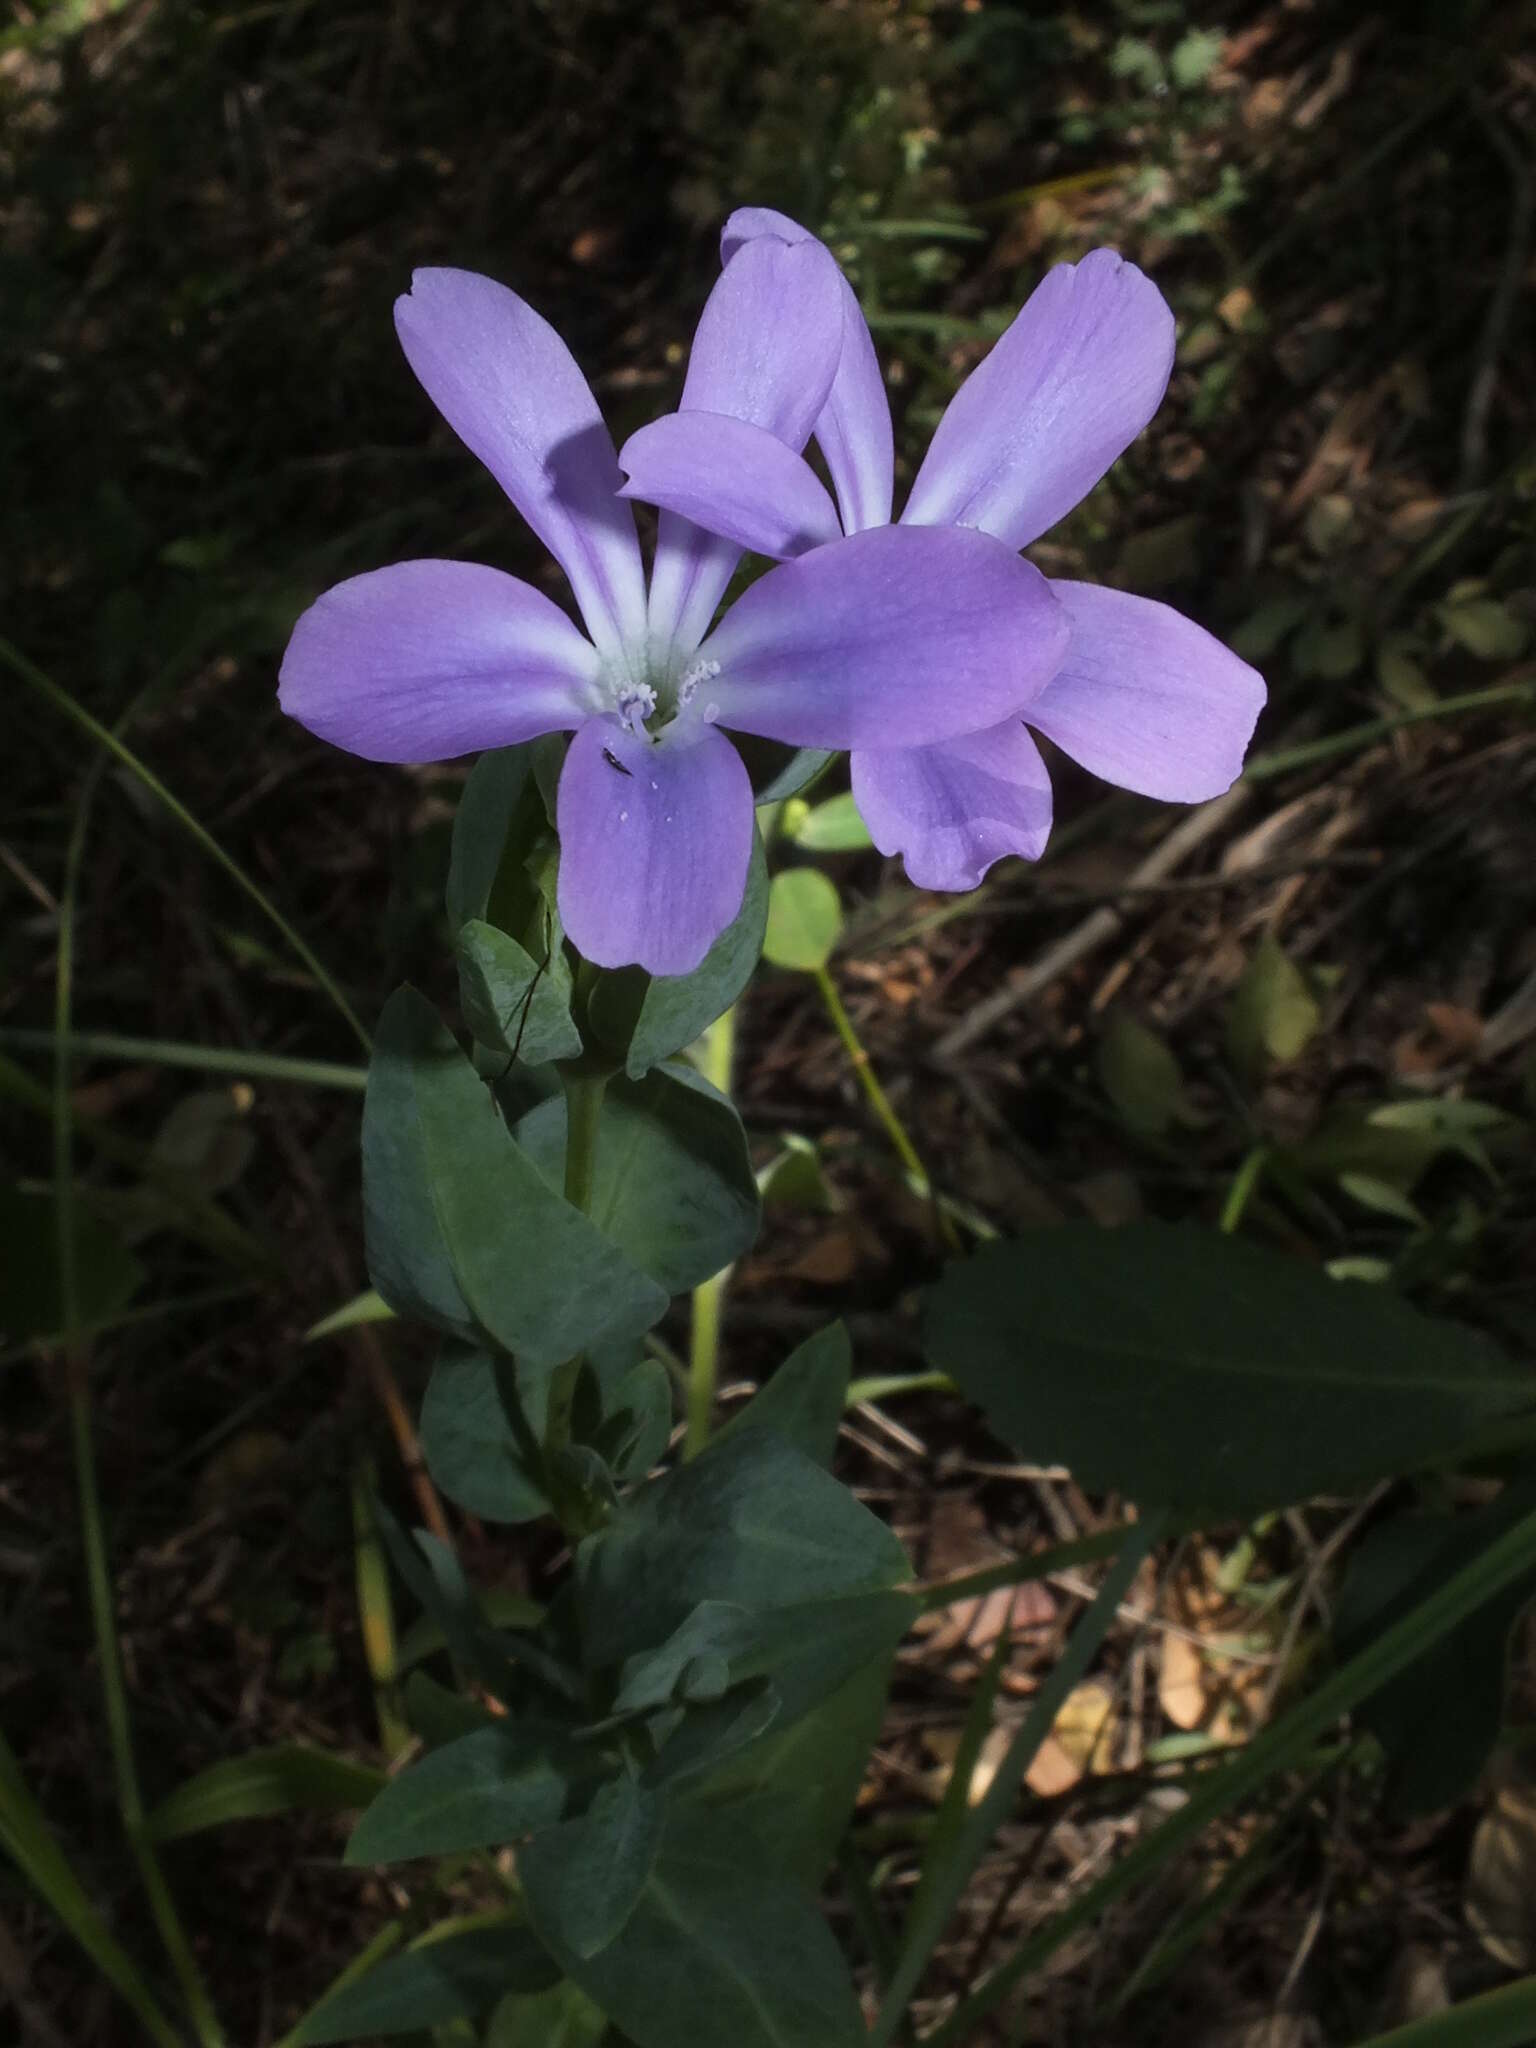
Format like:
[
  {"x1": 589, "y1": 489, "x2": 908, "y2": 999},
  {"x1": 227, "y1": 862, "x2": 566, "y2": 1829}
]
[
  {"x1": 1096, "y1": 1010, "x2": 1195, "y2": 1138},
  {"x1": 924, "y1": 1223, "x2": 1536, "y2": 1514},
  {"x1": 1334, "y1": 1482, "x2": 1536, "y2": 1816},
  {"x1": 0, "y1": 1183, "x2": 144, "y2": 1342},
  {"x1": 532, "y1": 1808, "x2": 864, "y2": 2048},
  {"x1": 362, "y1": 987, "x2": 666, "y2": 1363},
  {"x1": 784, "y1": 791, "x2": 873, "y2": 852},
  {"x1": 516, "y1": 1062, "x2": 759, "y2": 1297},
  {"x1": 591, "y1": 829, "x2": 769, "y2": 1079},
  {"x1": 344, "y1": 1724, "x2": 579, "y2": 1864},
  {"x1": 763, "y1": 868, "x2": 842, "y2": 972},
  {"x1": 419, "y1": 1349, "x2": 548, "y2": 1525},
  {"x1": 456, "y1": 920, "x2": 581, "y2": 1066},
  {"x1": 487, "y1": 1980, "x2": 608, "y2": 2048},
  {"x1": 293, "y1": 1920, "x2": 558, "y2": 2043},
  {"x1": 716, "y1": 1322, "x2": 850, "y2": 1468},
  {"x1": 1228, "y1": 931, "x2": 1320, "y2": 1081},
  {"x1": 576, "y1": 1430, "x2": 909, "y2": 1674},
  {"x1": 520, "y1": 1774, "x2": 664, "y2": 1959},
  {"x1": 147, "y1": 1745, "x2": 384, "y2": 1840}
]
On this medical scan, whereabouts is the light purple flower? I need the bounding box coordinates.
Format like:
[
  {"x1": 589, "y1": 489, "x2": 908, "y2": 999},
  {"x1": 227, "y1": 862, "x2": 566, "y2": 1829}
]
[
  {"x1": 617, "y1": 209, "x2": 1267, "y2": 892},
  {"x1": 281, "y1": 244, "x2": 1069, "y2": 973}
]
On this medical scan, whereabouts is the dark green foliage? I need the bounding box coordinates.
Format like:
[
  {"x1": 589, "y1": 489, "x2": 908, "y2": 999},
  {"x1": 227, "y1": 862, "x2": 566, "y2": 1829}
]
[{"x1": 926, "y1": 1224, "x2": 1536, "y2": 1514}]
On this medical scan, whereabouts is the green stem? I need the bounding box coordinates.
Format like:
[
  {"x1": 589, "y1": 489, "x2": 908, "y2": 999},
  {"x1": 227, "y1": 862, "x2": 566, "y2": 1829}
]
[
  {"x1": 1219, "y1": 1146, "x2": 1270, "y2": 1234},
  {"x1": 1243, "y1": 677, "x2": 1535, "y2": 783},
  {"x1": 54, "y1": 762, "x2": 227, "y2": 2048},
  {"x1": 0, "y1": 1027, "x2": 367, "y2": 1091},
  {"x1": 5, "y1": 632, "x2": 368, "y2": 1051},
  {"x1": 1342, "y1": 1970, "x2": 1536, "y2": 2048},
  {"x1": 542, "y1": 1069, "x2": 609, "y2": 1461},
  {"x1": 0, "y1": 1730, "x2": 186, "y2": 2048},
  {"x1": 685, "y1": 1007, "x2": 737, "y2": 1460},
  {"x1": 812, "y1": 964, "x2": 960, "y2": 1253}
]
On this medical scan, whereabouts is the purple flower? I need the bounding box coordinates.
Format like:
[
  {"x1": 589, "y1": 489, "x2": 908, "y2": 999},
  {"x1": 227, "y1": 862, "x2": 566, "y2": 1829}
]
[
  {"x1": 280, "y1": 240, "x2": 1069, "y2": 974},
  {"x1": 617, "y1": 209, "x2": 1267, "y2": 892}
]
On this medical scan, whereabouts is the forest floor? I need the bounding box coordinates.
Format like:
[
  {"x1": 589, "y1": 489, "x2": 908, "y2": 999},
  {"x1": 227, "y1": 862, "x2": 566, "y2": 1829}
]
[{"x1": 4, "y1": 1, "x2": 1535, "y2": 2042}]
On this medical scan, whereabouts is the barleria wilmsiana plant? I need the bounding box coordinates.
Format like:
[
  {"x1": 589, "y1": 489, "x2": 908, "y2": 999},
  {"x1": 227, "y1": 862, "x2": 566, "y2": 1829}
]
[{"x1": 18, "y1": 205, "x2": 1536, "y2": 2048}]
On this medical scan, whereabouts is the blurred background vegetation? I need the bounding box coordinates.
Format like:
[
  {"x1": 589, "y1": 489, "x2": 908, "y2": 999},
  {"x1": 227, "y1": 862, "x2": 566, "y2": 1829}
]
[{"x1": 3, "y1": 0, "x2": 1535, "y2": 2042}]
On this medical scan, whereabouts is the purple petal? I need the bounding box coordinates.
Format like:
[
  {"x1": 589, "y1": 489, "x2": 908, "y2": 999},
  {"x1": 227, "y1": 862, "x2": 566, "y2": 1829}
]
[
  {"x1": 556, "y1": 717, "x2": 754, "y2": 977},
  {"x1": 722, "y1": 207, "x2": 893, "y2": 534},
  {"x1": 279, "y1": 560, "x2": 602, "y2": 763},
  {"x1": 620, "y1": 413, "x2": 840, "y2": 559},
  {"x1": 1027, "y1": 581, "x2": 1266, "y2": 800},
  {"x1": 394, "y1": 270, "x2": 647, "y2": 669},
  {"x1": 902, "y1": 250, "x2": 1176, "y2": 551},
  {"x1": 697, "y1": 525, "x2": 1070, "y2": 750},
  {"x1": 682, "y1": 233, "x2": 844, "y2": 443},
  {"x1": 852, "y1": 721, "x2": 1054, "y2": 891},
  {"x1": 647, "y1": 234, "x2": 846, "y2": 665}
]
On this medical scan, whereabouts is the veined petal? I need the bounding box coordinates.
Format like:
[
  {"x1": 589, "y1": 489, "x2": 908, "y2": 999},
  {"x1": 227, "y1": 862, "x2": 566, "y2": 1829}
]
[
  {"x1": 556, "y1": 717, "x2": 754, "y2": 977},
  {"x1": 902, "y1": 250, "x2": 1176, "y2": 551},
  {"x1": 1027, "y1": 581, "x2": 1266, "y2": 801},
  {"x1": 394, "y1": 269, "x2": 648, "y2": 669},
  {"x1": 852, "y1": 721, "x2": 1053, "y2": 892},
  {"x1": 278, "y1": 560, "x2": 603, "y2": 763},
  {"x1": 722, "y1": 206, "x2": 893, "y2": 534},
  {"x1": 696, "y1": 525, "x2": 1070, "y2": 751},
  {"x1": 620, "y1": 413, "x2": 841, "y2": 558},
  {"x1": 682, "y1": 233, "x2": 844, "y2": 443},
  {"x1": 647, "y1": 234, "x2": 845, "y2": 665}
]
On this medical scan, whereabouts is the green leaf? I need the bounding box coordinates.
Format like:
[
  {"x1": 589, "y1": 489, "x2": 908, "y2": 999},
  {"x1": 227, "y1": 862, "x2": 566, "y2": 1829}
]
[
  {"x1": 1230, "y1": 593, "x2": 1310, "y2": 662},
  {"x1": 456, "y1": 920, "x2": 582, "y2": 1066},
  {"x1": 362, "y1": 987, "x2": 666, "y2": 1363},
  {"x1": 304, "y1": 1287, "x2": 393, "y2": 1342},
  {"x1": 758, "y1": 1133, "x2": 839, "y2": 1213},
  {"x1": 592, "y1": 829, "x2": 769, "y2": 1079},
  {"x1": 785, "y1": 792, "x2": 873, "y2": 852},
  {"x1": 589, "y1": 1356, "x2": 673, "y2": 1483},
  {"x1": 1334, "y1": 1482, "x2": 1536, "y2": 1816},
  {"x1": 521, "y1": 1773, "x2": 665, "y2": 1959},
  {"x1": 486, "y1": 1980, "x2": 608, "y2": 2048},
  {"x1": 293, "y1": 1921, "x2": 558, "y2": 2043},
  {"x1": 754, "y1": 746, "x2": 836, "y2": 805},
  {"x1": 445, "y1": 748, "x2": 539, "y2": 930},
  {"x1": 576, "y1": 1430, "x2": 909, "y2": 1675},
  {"x1": 763, "y1": 868, "x2": 842, "y2": 972},
  {"x1": 644, "y1": 1681, "x2": 782, "y2": 1789},
  {"x1": 0, "y1": 1182, "x2": 144, "y2": 1342},
  {"x1": 532, "y1": 1808, "x2": 865, "y2": 2048},
  {"x1": 1096, "y1": 1010, "x2": 1195, "y2": 1138},
  {"x1": 923, "y1": 1223, "x2": 1536, "y2": 1515},
  {"x1": 614, "y1": 1602, "x2": 752, "y2": 1713},
  {"x1": 419, "y1": 1349, "x2": 548, "y2": 1525},
  {"x1": 344, "y1": 1724, "x2": 579, "y2": 1864},
  {"x1": 1169, "y1": 26, "x2": 1224, "y2": 88},
  {"x1": 716, "y1": 1322, "x2": 850, "y2": 1468},
  {"x1": 146, "y1": 1745, "x2": 385, "y2": 1840},
  {"x1": 516, "y1": 1061, "x2": 759, "y2": 1297},
  {"x1": 1228, "y1": 930, "x2": 1321, "y2": 1081},
  {"x1": 1439, "y1": 597, "x2": 1529, "y2": 661}
]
